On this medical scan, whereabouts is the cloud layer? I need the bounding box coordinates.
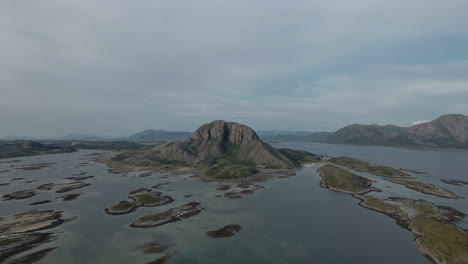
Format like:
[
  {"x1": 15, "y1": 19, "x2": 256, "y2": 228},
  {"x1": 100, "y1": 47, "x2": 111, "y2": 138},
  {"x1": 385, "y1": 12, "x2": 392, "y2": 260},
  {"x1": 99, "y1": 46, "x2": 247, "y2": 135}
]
[{"x1": 1, "y1": 0, "x2": 468, "y2": 137}]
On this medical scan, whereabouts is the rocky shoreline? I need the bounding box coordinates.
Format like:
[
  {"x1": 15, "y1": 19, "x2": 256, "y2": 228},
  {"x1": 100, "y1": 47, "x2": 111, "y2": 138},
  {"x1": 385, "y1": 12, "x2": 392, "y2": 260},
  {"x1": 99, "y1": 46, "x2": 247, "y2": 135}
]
[
  {"x1": 0, "y1": 210, "x2": 71, "y2": 262},
  {"x1": 129, "y1": 202, "x2": 202, "y2": 228},
  {"x1": 353, "y1": 195, "x2": 468, "y2": 264},
  {"x1": 440, "y1": 179, "x2": 468, "y2": 186},
  {"x1": 385, "y1": 178, "x2": 463, "y2": 199}
]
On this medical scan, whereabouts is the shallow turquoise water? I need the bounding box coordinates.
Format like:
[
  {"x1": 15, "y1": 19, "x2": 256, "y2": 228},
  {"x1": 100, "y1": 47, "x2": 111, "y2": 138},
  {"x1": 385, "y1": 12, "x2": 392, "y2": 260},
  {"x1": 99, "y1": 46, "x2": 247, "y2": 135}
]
[{"x1": 2, "y1": 142, "x2": 466, "y2": 263}]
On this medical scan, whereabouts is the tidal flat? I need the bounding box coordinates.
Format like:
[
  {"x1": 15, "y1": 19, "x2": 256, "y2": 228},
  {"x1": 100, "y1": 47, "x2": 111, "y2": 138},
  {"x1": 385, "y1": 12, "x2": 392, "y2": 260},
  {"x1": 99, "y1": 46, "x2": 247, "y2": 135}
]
[{"x1": 0, "y1": 143, "x2": 467, "y2": 263}]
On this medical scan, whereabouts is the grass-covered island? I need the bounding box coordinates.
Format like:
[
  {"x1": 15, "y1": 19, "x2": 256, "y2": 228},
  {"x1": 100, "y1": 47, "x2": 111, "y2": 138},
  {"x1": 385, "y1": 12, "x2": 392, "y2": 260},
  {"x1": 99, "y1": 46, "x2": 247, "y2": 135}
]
[
  {"x1": 315, "y1": 160, "x2": 468, "y2": 263},
  {"x1": 317, "y1": 164, "x2": 378, "y2": 194},
  {"x1": 386, "y1": 178, "x2": 463, "y2": 199},
  {"x1": 354, "y1": 195, "x2": 468, "y2": 264},
  {"x1": 329, "y1": 156, "x2": 413, "y2": 178}
]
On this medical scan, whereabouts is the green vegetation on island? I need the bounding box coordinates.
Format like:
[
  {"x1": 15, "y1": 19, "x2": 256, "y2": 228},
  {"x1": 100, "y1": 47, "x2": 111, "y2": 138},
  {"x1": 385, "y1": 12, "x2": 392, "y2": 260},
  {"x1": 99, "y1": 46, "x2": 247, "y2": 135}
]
[
  {"x1": 317, "y1": 164, "x2": 376, "y2": 194},
  {"x1": 205, "y1": 159, "x2": 256, "y2": 180},
  {"x1": 329, "y1": 156, "x2": 412, "y2": 178},
  {"x1": 105, "y1": 188, "x2": 173, "y2": 215}
]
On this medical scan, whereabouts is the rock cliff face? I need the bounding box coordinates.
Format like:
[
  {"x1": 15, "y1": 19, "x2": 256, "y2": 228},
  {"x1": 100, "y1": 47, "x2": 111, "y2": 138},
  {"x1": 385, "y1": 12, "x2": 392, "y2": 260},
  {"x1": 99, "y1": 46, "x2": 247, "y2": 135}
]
[
  {"x1": 327, "y1": 114, "x2": 468, "y2": 148},
  {"x1": 115, "y1": 120, "x2": 296, "y2": 171}
]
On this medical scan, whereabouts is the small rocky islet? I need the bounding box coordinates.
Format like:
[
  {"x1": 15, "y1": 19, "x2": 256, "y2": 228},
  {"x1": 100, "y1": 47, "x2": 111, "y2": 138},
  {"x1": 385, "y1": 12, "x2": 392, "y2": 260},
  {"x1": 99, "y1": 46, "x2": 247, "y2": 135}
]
[
  {"x1": 441, "y1": 179, "x2": 468, "y2": 186},
  {"x1": 0, "y1": 210, "x2": 70, "y2": 263},
  {"x1": 105, "y1": 188, "x2": 174, "y2": 215},
  {"x1": 130, "y1": 202, "x2": 202, "y2": 228},
  {"x1": 136, "y1": 240, "x2": 172, "y2": 264},
  {"x1": 2, "y1": 182, "x2": 91, "y2": 201},
  {"x1": 207, "y1": 224, "x2": 242, "y2": 238}
]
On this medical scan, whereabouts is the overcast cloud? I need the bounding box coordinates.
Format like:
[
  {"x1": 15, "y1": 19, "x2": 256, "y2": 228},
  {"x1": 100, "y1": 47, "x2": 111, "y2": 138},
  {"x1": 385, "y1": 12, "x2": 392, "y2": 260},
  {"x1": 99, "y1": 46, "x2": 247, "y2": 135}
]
[{"x1": 1, "y1": 0, "x2": 468, "y2": 137}]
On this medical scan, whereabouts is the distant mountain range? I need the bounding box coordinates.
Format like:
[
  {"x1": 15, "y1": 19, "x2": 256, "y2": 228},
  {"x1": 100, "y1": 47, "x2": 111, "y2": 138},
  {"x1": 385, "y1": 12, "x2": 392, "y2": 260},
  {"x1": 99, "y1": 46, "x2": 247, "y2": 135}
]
[
  {"x1": 1, "y1": 130, "x2": 192, "y2": 142},
  {"x1": 257, "y1": 131, "x2": 333, "y2": 142},
  {"x1": 127, "y1": 129, "x2": 192, "y2": 142},
  {"x1": 2, "y1": 114, "x2": 468, "y2": 148},
  {"x1": 327, "y1": 114, "x2": 468, "y2": 148}
]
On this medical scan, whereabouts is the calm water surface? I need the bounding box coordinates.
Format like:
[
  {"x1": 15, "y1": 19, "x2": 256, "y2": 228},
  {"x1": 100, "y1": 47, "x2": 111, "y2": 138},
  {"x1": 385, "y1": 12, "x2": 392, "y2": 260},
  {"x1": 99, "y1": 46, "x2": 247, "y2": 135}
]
[{"x1": 1, "y1": 142, "x2": 466, "y2": 263}]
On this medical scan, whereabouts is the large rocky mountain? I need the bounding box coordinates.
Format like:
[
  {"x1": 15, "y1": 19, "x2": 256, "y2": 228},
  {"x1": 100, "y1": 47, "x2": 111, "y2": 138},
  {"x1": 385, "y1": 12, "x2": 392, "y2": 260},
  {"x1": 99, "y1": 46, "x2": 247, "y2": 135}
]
[
  {"x1": 117, "y1": 120, "x2": 295, "y2": 168},
  {"x1": 114, "y1": 120, "x2": 317, "y2": 178},
  {"x1": 127, "y1": 129, "x2": 192, "y2": 142},
  {"x1": 327, "y1": 114, "x2": 468, "y2": 148}
]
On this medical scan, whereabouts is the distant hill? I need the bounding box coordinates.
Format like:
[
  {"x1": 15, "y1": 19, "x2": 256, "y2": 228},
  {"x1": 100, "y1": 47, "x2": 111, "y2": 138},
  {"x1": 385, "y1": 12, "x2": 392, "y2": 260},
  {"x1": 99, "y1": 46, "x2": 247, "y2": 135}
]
[
  {"x1": 56, "y1": 134, "x2": 119, "y2": 141},
  {"x1": 326, "y1": 124, "x2": 404, "y2": 145},
  {"x1": 0, "y1": 141, "x2": 76, "y2": 159},
  {"x1": 0, "y1": 135, "x2": 38, "y2": 141},
  {"x1": 127, "y1": 129, "x2": 192, "y2": 142},
  {"x1": 258, "y1": 130, "x2": 333, "y2": 142},
  {"x1": 327, "y1": 114, "x2": 468, "y2": 148}
]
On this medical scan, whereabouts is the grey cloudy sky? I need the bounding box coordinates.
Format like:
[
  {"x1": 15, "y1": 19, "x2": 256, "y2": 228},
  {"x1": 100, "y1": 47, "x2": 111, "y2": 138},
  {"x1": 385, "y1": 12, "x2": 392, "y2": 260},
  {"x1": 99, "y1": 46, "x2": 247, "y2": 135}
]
[{"x1": 1, "y1": 0, "x2": 468, "y2": 137}]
